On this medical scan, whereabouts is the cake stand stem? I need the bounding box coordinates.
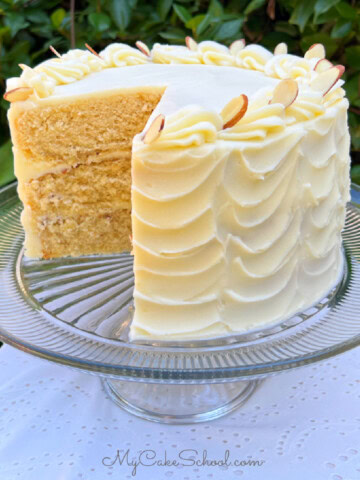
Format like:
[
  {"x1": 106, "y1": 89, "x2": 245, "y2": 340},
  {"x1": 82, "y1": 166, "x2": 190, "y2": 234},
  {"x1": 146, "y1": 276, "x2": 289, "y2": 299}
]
[{"x1": 101, "y1": 378, "x2": 263, "y2": 424}]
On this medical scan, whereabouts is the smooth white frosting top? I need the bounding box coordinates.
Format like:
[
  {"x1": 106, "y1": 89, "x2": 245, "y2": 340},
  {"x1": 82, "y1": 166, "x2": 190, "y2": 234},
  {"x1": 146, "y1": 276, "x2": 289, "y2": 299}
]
[{"x1": 50, "y1": 64, "x2": 278, "y2": 115}]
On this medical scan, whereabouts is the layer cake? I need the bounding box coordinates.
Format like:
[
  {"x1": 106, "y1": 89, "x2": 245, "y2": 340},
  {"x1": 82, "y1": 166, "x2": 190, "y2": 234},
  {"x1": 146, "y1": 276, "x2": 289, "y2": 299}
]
[{"x1": 4, "y1": 40, "x2": 351, "y2": 340}]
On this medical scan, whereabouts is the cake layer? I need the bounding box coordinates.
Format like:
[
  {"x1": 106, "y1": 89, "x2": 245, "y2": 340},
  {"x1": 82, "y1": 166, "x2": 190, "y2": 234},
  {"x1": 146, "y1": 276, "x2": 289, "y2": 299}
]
[
  {"x1": 11, "y1": 89, "x2": 163, "y2": 259},
  {"x1": 22, "y1": 158, "x2": 132, "y2": 213},
  {"x1": 9, "y1": 90, "x2": 163, "y2": 168},
  {"x1": 22, "y1": 206, "x2": 132, "y2": 259},
  {"x1": 20, "y1": 157, "x2": 134, "y2": 258}
]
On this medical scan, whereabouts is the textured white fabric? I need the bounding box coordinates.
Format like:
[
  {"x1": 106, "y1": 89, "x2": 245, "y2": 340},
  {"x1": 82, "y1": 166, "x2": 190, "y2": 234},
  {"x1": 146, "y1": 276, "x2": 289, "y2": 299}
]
[{"x1": 0, "y1": 343, "x2": 359, "y2": 480}]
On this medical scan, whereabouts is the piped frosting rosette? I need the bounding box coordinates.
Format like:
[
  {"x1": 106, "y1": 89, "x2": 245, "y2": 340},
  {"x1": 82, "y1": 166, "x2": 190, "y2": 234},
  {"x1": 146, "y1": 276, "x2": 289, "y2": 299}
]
[
  {"x1": 196, "y1": 41, "x2": 235, "y2": 66},
  {"x1": 151, "y1": 43, "x2": 201, "y2": 64},
  {"x1": 233, "y1": 44, "x2": 272, "y2": 71},
  {"x1": 265, "y1": 54, "x2": 314, "y2": 80},
  {"x1": 101, "y1": 43, "x2": 149, "y2": 67}
]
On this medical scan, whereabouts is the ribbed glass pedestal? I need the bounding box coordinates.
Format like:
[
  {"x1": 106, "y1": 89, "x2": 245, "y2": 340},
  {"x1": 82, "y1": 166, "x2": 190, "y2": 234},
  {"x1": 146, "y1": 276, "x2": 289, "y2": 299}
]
[{"x1": 0, "y1": 182, "x2": 359, "y2": 423}]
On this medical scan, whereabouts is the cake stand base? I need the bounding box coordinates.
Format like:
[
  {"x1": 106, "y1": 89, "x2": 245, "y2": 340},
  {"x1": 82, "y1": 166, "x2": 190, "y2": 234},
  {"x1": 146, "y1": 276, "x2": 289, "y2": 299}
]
[{"x1": 101, "y1": 378, "x2": 263, "y2": 424}]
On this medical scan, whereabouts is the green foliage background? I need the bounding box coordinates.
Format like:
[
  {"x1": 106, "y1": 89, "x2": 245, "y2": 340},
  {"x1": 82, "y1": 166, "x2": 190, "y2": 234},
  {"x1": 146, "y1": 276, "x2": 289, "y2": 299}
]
[{"x1": 0, "y1": 0, "x2": 359, "y2": 186}]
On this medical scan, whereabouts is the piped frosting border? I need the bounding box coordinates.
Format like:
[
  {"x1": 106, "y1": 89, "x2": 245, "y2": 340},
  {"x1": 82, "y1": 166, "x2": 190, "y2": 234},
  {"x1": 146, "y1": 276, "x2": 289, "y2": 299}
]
[{"x1": 4, "y1": 39, "x2": 344, "y2": 102}]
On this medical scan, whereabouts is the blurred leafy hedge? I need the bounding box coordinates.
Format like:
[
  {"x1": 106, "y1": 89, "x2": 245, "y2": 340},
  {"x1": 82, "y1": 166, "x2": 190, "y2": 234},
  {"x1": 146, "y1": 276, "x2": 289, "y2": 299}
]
[{"x1": 0, "y1": 0, "x2": 359, "y2": 185}]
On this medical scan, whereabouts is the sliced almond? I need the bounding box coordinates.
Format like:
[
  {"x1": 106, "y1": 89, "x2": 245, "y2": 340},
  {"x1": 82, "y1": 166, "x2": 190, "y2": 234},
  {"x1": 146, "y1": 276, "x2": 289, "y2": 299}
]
[
  {"x1": 49, "y1": 45, "x2": 61, "y2": 58},
  {"x1": 270, "y1": 79, "x2": 298, "y2": 108},
  {"x1": 230, "y1": 39, "x2": 245, "y2": 55},
  {"x1": 85, "y1": 43, "x2": 102, "y2": 58},
  {"x1": 3, "y1": 87, "x2": 33, "y2": 102},
  {"x1": 221, "y1": 94, "x2": 248, "y2": 129},
  {"x1": 142, "y1": 114, "x2": 165, "y2": 144},
  {"x1": 311, "y1": 65, "x2": 345, "y2": 96},
  {"x1": 135, "y1": 41, "x2": 150, "y2": 57},
  {"x1": 185, "y1": 36, "x2": 198, "y2": 51},
  {"x1": 304, "y1": 43, "x2": 326, "y2": 60},
  {"x1": 314, "y1": 58, "x2": 333, "y2": 73},
  {"x1": 274, "y1": 42, "x2": 287, "y2": 55}
]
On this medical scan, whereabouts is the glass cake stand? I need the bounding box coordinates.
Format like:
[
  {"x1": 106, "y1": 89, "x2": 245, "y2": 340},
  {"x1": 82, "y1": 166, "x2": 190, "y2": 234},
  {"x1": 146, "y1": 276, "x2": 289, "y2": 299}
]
[{"x1": 0, "y1": 182, "x2": 359, "y2": 424}]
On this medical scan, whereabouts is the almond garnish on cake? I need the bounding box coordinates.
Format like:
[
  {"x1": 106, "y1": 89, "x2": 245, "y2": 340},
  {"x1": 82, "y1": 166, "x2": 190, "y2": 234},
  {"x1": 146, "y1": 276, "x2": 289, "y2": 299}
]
[
  {"x1": 49, "y1": 45, "x2": 61, "y2": 58},
  {"x1": 274, "y1": 43, "x2": 287, "y2": 55},
  {"x1": 270, "y1": 78, "x2": 298, "y2": 108},
  {"x1": 85, "y1": 43, "x2": 102, "y2": 58},
  {"x1": 304, "y1": 43, "x2": 326, "y2": 60},
  {"x1": 142, "y1": 114, "x2": 165, "y2": 144},
  {"x1": 185, "y1": 36, "x2": 198, "y2": 52},
  {"x1": 3, "y1": 87, "x2": 33, "y2": 102},
  {"x1": 314, "y1": 58, "x2": 333, "y2": 73},
  {"x1": 135, "y1": 41, "x2": 151, "y2": 57},
  {"x1": 311, "y1": 65, "x2": 345, "y2": 96},
  {"x1": 229, "y1": 39, "x2": 246, "y2": 55},
  {"x1": 221, "y1": 94, "x2": 248, "y2": 129}
]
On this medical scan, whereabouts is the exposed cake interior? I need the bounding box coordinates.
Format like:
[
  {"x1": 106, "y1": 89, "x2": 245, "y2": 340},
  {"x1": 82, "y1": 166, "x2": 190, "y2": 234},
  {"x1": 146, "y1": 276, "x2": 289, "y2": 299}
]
[
  {"x1": 11, "y1": 89, "x2": 164, "y2": 258},
  {"x1": 10, "y1": 63, "x2": 279, "y2": 259}
]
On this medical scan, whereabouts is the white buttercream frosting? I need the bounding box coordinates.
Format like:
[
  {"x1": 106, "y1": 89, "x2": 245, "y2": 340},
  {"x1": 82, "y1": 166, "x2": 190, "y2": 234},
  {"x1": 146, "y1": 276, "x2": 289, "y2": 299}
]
[
  {"x1": 6, "y1": 40, "x2": 351, "y2": 341},
  {"x1": 197, "y1": 41, "x2": 235, "y2": 66},
  {"x1": 101, "y1": 43, "x2": 149, "y2": 66},
  {"x1": 152, "y1": 44, "x2": 201, "y2": 64},
  {"x1": 265, "y1": 53, "x2": 313, "y2": 80},
  {"x1": 234, "y1": 44, "x2": 273, "y2": 71},
  {"x1": 130, "y1": 79, "x2": 350, "y2": 340}
]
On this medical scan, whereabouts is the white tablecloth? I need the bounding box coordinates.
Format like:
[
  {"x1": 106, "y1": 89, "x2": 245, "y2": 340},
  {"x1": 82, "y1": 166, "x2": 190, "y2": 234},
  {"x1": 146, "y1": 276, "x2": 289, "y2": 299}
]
[{"x1": 0, "y1": 343, "x2": 359, "y2": 480}]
